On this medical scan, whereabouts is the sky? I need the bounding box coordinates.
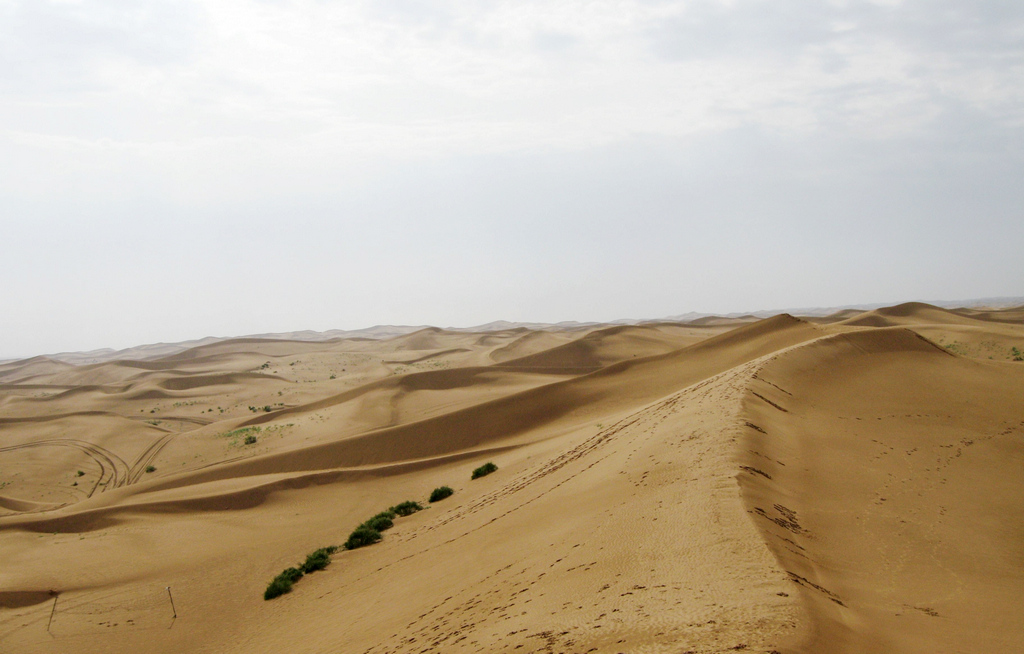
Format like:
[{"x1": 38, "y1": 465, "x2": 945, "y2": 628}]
[{"x1": 2, "y1": 0, "x2": 1023, "y2": 357}]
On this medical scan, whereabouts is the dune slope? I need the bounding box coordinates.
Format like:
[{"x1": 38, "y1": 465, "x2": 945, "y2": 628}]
[{"x1": 739, "y1": 328, "x2": 1024, "y2": 653}]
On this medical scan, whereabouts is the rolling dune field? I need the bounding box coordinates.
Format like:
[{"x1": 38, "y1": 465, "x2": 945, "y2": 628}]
[{"x1": 1, "y1": 305, "x2": 1022, "y2": 653}]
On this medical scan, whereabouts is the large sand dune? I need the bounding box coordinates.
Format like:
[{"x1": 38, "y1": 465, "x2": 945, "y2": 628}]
[{"x1": 1, "y1": 305, "x2": 1021, "y2": 653}]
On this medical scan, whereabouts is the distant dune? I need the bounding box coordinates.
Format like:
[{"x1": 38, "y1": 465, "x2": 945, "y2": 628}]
[
  {"x1": 1, "y1": 302, "x2": 1022, "y2": 653},
  {"x1": 838, "y1": 301, "x2": 989, "y2": 328}
]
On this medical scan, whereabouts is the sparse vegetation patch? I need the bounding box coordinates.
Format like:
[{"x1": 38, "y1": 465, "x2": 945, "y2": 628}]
[
  {"x1": 361, "y1": 510, "x2": 396, "y2": 532},
  {"x1": 263, "y1": 495, "x2": 428, "y2": 599},
  {"x1": 391, "y1": 500, "x2": 423, "y2": 516},
  {"x1": 300, "y1": 546, "x2": 338, "y2": 573},
  {"x1": 345, "y1": 526, "x2": 382, "y2": 550},
  {"x1": 264, "y1": 566, "x2": 304, "y2": 600},
  {"x1": 265, "y1": 546, "x2": 339, "y2": 600},
  {"x1": 471, "y1": 462, "x2": 498, "y2": 479},
  {"x1": 220, "y1": 426, "x2": 263, "y2": 447},
  {"x1": 429, "y1": 486, "x2": 454, "y2": 502}
]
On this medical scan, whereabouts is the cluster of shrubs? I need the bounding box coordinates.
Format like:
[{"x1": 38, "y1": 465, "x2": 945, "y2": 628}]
[
  {"x1": 264, "y1": 545, "x2": 338, "y2": 600},
  {"x1": 265, "y1": 501, "x2": 429, "y2": 600},
  {"x1": 263, "y1": 463, "x2": 501, "y2": 601},
  {"x1": 344, "y1": 501, "x2": 424, "y2": 550}
]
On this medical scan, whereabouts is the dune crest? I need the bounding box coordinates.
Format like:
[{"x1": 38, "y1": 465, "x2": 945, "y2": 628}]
[{"x1": 738, "y1": 327, "x2": 1024, "y2": 653}]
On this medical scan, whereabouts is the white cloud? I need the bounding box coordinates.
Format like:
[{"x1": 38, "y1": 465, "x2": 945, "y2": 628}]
[{"x1": 4, "y1": 0, "x2": 1021, "y2": 157}]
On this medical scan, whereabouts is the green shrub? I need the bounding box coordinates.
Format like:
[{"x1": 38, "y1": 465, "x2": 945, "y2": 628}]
[
  {"x1": 471, "y1": 462, "x2": 498, "y2": 479},
  {"x1": 244, "y1": 434, "x2": 257, "y2": 445},
  {"x1": 145, "y1": 465, "x2": 156, "y2": 473},
  {"x1": 264, "y1": 577, "x2": 292, "y2": 600},
  {"x1": 429, "y1": 486, "x2": 454, "y2": 503},
  {"x1": 300, "y1": 547, "x2": 336, "y2": 574},
  {"x1": 345, "y1": 526, "x2": 382, "y2": 550},
  {"x1": 362, "y1": 514, "x2": 394, "y2": 532},
  {"x1": 264, "y1": 566, "x2": 304, "y2": 600},
  {"x1": 391, "y1": 500, "x2": 423, "y2": 516},
  {"x1": 76, "y1": 470, "x2": 85, "y2": 477}
]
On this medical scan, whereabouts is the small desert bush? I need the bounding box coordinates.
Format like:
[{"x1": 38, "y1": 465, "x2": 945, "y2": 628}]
[
  {"x1": 345, "y1": 526, "x2": 382, "y2": 550},
  {"x1": 471, "y1": 462, "x2": 498, "y2": 479},
  {"x1": 244, "y1": 434, "x2": 257, "y2": 445},
  {"x1": 264, "y1": 577, "x2": 292, "y2": 600},
  {"x1": 391, "y1": 500, "x2": 423, "y2": 516},
  {"x1": 264, "y1": 566, "x2": 305, "y2": 600},
  {"x1": 362, "y1": 514, "x2": 394, "y2": 532},
  {"x1": 429, "y1": 486, "x2": 454, "y2": 503},
  {"x1": 300, "y1": 546, "x2": 337, "y2": 574},
  {"x1": 145, "y1": 465, "x2": 156, "y2": 473}
]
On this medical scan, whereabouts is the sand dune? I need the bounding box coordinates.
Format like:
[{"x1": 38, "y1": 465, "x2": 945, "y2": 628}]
[
  {"x1": 494, "y1": 323, "x2": 712, "y2": 371},
  {"x1": 806, "y1": 308, "x2": 865, "y2": 324},
  {"x1": 838, "y1": 301, "x2": 987, "y2": 328},
  {"x1": 953, "y1": 304, "x2": 1024, "y2": 323},
  {"x1": 833, "y1": 302, "x2": 1024, "y2": 363},
  {"x1": 488, "y1": 329, "x2": 584, "y2": 363},
  {"x1": 0, "y1": 356, "x2": 76, "y2": 384},
  {"x1": 1, "y1": 306, "x2": 1021, "y2": 653},
  {"x1": 739, "y1": 327, "x2": 1024, "y2": 653}
]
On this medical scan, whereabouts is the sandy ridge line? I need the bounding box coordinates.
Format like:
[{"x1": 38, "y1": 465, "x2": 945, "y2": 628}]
[
  {"x1": 726, "y1": 326, "x2": 964, "y2": 653},
  {"x1": 317, "y1": 356, "x2": 795, "y2": 603}
]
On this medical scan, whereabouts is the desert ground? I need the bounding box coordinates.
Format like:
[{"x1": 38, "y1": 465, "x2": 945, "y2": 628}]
[{"x1": 1, "y1": 303, "x2": 1022, "y2": 653}]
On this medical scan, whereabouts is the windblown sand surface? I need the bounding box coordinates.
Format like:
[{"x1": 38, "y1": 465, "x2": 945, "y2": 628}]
[{"x1": 1, "y1": 306, "x2": 1022, "y2": 653}]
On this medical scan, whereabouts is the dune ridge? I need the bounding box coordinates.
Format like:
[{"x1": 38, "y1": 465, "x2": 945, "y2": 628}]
[{"x1": 738, "y1": 327, "x2": 1024, "y2": 653}]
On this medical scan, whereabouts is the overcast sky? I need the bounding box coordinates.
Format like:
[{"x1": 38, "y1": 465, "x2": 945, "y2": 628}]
[{"x1": 2, "y1": 0, "x2": 1023, "y2": 357}]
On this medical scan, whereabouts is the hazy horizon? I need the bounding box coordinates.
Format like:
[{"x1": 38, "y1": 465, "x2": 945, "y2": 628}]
[
  {"x1": 3, "y1": 1, "x2": 1023, "y2": 358},
  {"x1": 3, "y1": 293, "x2": 1023, "y2": 361}
]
